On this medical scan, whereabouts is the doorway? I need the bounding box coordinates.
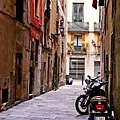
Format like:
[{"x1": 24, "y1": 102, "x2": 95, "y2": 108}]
[
  {"x1": 15, "y1": 53, "x2": 22, "y2": 101},
  {"x1": 94, "y1": 61, "x2": 100, "y2": 76},
  {"x1": 69, "y1": 58, "x2": 85, "y2": 79}
]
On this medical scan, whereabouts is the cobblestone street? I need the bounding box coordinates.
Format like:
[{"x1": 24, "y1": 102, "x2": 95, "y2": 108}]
[{"x1": 0, "y1": 80, "x2": 88, "y2": 120}]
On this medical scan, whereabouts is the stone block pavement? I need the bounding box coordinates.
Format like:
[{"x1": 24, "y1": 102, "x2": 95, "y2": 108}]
[{"x1": 0, "y1": 80, "x2": 89, "y2": 120}]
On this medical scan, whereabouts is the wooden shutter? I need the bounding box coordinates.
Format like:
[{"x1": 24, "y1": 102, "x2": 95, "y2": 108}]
[
  {"x1": 82, "y1": 34, "x2": 85, "y2": 42},
  {"x1": 97, "y1": 34, "x2": 100, "y2": 45},
  {"x1": 82, "y1": 34, "x2": 85, "y2": 48},
  {"x1": 97, "y1": 34, "x2": 100, "y2": 53},
  {"x1": 71, "y1": 35, "x2": 74, "y2": 41}
]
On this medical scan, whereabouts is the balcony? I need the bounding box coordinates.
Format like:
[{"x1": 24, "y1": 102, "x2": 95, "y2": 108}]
[
  {"x1": 94, "y1": 22, "x2": 100, "y2": 32},
  {"x1": 68, "y1": 22, "x2": 89, "y2": 33},
  {"x1": 73, "y1": 46, "x2": 87, "y2": 55},
  {"x1": 67, "y1": 44, "x2": 87, "y2": 55}
]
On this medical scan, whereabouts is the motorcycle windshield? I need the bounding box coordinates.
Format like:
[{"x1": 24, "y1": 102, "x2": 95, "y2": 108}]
[
  {"x1": 91, "y1": 82, "x2": 100, "y2": 89},
  {"x1": 90, "y1": 81, "x2": 106, "y2": 89}
]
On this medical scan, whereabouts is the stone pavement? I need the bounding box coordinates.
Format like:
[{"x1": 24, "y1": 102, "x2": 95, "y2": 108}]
[{"x1": 0, "y1": 80, "x2": 88, "y2": 120}]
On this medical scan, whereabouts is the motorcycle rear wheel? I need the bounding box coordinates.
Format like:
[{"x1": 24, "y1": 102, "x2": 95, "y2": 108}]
[{"x1": 75, "y1": 94, "x2": 88, "y2": 115}]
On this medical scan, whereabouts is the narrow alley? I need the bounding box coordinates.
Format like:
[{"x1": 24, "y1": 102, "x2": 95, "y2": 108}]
[{"x1": 0, "y1": 80, "x2": 88, "y2": 120}]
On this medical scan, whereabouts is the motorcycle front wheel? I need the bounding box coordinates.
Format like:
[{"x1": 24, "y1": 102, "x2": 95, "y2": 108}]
[{"x1": 75, "y1": 94, "x2": 88, "y2": 115}]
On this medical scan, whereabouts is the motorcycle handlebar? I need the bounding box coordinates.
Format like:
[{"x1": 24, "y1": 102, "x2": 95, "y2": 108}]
[{"x1": 105, "y1": 81, "x2": 109, "y2": 83}]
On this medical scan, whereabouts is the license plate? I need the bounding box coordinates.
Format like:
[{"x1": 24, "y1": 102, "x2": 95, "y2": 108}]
[{"x1": 94, "y1": 117, "x2": 105, "y2": 120}]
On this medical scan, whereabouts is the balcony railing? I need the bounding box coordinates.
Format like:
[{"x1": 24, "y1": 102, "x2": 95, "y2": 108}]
[
  {"x1": 68, "y1": 22, "x2": 89, "y2": 32},
  {"x1": 74, "y1": 46, "x2": 82, "y2": 52},
  {"x1": 94, "y1": 22, "x2": 100, "y2": 32},
  {"x1": 67, "y1": 46, "x2": 87, "y2": 54}
]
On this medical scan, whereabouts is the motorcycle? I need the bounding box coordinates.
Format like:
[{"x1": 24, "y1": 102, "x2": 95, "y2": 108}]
[
  {"x1": 75, "y1": 72, "x2": 113, "y2": 116},
  {"x1": 88, "y1": 79, "x2": 114, "y2": 119},
  {"x1": 88, "y1": 95, "x2": 113, "y2": 120}
]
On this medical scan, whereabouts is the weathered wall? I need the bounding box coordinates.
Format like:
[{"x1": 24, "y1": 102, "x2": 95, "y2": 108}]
[
  {"x1": 0, "y1": 0, "x2": 30, "y2": 108},
  {"x1": 102, "y1": 0, "x2": 120, "y2": 119},
  {"x1": 0, "y1": 11, "x2": 15, "y2": 107},
  {"x1": 30, "y1": 0, "x2": 43, "y2": 96},
  {"x1": 104, "y1": 0, "x2": 113, "y2": 102},
  {"x1": 113, "y1": 0, "x2": 120, "y2": 119}
]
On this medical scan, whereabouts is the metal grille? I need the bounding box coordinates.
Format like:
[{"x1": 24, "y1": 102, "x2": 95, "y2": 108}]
[{"x1": 69, "y1": 58, "x2": 85, "y2": 79}]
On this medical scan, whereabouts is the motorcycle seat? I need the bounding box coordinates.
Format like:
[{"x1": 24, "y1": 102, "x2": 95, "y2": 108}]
[{"x1": 91, "y1": 96, "x2": 107, "y2": 102}]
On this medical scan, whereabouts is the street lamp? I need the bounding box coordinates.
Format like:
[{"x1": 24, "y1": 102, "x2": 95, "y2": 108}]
[
  {"x1": 59, "y1": 18, "x2": 65, "y2": 37},
  {"x1": 91, "y1": 39, "x2": 100, "y2": 55},
  {"x1": 60, "y1": 27, "x2": 64, "y2": 37}
]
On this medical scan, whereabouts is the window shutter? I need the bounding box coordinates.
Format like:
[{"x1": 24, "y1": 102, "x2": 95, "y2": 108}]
[
  {"x1": 82, "y1": 34, "x2": 85, "y2": 49},
  {"x1": 97, "y1": 34, "x2": 100, "y2": 53},
  {"x1": 82, "y1": 34, "x2": 85, "y2": 42},
  {"x1": 71, "y1": 35, "x2": 74, "y2": 41},
  {"x1": 97, "y1": 34, "x2": 100, "y2": 45}
]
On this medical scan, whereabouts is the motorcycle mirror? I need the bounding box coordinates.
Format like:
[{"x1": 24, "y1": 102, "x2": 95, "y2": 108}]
[
  {"x1": 85, "y1": 79, "x2": 90, "y2": 84},
  {"x1": 87, "y1": 75, "x2": 91, "y2": 79},
  {"x1": 97, "y1": 72, "x2": 100, "y2": 75}
]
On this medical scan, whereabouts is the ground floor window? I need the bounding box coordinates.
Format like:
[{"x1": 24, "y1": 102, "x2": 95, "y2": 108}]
[{"x1": 69, "y1": 58, "x2": 85, "y2": 79}]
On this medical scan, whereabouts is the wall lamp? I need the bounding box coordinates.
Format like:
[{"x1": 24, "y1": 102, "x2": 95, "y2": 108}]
[
  {"x1": 91, "y1": 39, "x2": 100, "y2": 48},
  {"x1": 60, "y1": 27, "x2": 64, "y2": 37},
  {"x1": 59, "y1": 18, "x2": 65, "y2": 37}
]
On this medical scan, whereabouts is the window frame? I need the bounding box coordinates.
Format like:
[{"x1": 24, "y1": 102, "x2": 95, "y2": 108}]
[
  {"x1": 34, "y1": 0, "x2": 40, "y2": 18},
  {"x1": 72, "y1": 3, "x2": 84, "y2": 22},
  {"x1": 74, "y1": 35, "x2": 82, "y2": 51}
]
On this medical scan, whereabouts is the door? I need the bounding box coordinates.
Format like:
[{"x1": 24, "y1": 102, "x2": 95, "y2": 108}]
[
  {"x1": 15, "y1": 53, "x2": 22, "y2": 101},
  {"x1": 69, "y1": 58, "x2": 85, "y2": 79},
  {"x1": 94, "y1": 61, "x2": 100, "y2": 76},
  {"x1": 47, "y1": 56, "x2": 50, "y2": 90}
]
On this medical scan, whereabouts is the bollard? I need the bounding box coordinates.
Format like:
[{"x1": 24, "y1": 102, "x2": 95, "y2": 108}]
[{"x1": 82, "y1": 75, "x2": 84, "y2": 85}]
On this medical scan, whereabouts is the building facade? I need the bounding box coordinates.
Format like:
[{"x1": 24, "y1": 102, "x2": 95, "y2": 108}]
[
  {"x1": 66, "y1": 0, "x2": 101, "y2": 80},
  {"x1": 0, "y1": 0, "x2": 30, "y2": 109},
  {"x1": 0, "y1": 0, "x2": 67, "y2": 110},
  {"x1": 29, "y1": 0, "x2": 43, "y2": 97},
  {"x1": 41, "y1": 0, "x2": 66, "y2": 93},
  {"x1": 100, "y1": 0, "x2": 120, "y2": 119}
]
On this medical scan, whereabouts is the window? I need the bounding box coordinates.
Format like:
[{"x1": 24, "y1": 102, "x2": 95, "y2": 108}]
[
  {"x1": 44, "y1": 21, "x2": 47, "y2": 46},
  {"x1": 16, "y1": 0, "x2": 24, "y2": 22},
  {"x1": 72, "y1": 3, "x2": 84, "y2": 22},
  {"x1": 2, "y1": 89, "x2": 8, "y2": 103},
  {"x1": 35, "y1": 0, "x2": 39, "y2": 18},
  {"x1": 35, "y1": 40, "x2": 39, "y2": 62},
  {"x1": 74, "y1": 35, "x2": 82, "y2": 51}
]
